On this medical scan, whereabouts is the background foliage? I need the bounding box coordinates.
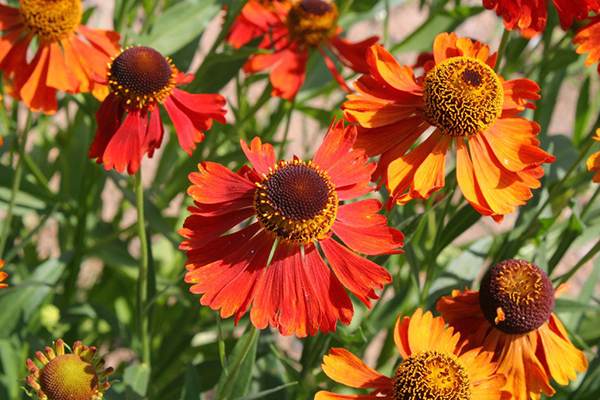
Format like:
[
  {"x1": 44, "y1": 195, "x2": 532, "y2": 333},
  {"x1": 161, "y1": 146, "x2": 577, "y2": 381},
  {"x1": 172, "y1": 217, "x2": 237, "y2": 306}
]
[{"x1": 0, "y1": 0, "x2": 599, "y2": 399}]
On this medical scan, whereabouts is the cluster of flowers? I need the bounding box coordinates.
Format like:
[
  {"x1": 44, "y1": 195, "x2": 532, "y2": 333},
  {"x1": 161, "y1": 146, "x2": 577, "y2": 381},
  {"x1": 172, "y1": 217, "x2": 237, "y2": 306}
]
[{"x1": 0, "y1": 0, "x2": 598, "y2": 399}]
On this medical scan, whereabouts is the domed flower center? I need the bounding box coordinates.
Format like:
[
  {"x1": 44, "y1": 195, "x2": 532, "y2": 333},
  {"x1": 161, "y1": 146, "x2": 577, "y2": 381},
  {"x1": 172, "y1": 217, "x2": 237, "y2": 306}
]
[
  {"x1": 39, "y1": 354, "x2": 98, "y2": 400},
  {"x1": 479, "y1": 259, "x2": 555, "y2": 334},
  {"x1": 107, "y1": 46, "x2": 176, "y2": 109},
  {"x1": 422, "y1": 56, "x2": 504, "y2": 137},
  {"x1": 19, "y1": 0, "x2": 82, "y2": 43},
  {"x1": 254, "y1": 160, "x2": 338, "y2": 245},
  {"x1": 393, "y1": 349, "x2": 472, "y2": 400},
  {"x1": 286, "y1": 0, "x2": 338, "y2": 47}
]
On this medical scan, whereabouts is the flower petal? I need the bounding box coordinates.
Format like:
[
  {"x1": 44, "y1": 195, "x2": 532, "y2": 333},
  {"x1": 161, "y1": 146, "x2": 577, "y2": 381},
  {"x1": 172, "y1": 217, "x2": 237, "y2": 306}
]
[
  {"x1": 241, "y1": 137, "x2": 277, "y2": 177},
  {"x1": 321, "y1": 348, "x2": 393, "y2": 390}
]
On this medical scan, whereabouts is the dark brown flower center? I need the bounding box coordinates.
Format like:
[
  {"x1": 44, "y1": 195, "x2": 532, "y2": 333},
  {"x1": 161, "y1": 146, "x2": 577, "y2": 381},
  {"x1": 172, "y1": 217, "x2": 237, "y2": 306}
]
[
  {"x1": 286, "y1": 0, "x2": 338, "y2": 47},
  {"x1": 479, "y1": 259, "x2": 555, "y2": 334},
  {"x1": 422, "y1": 57, "x2": 503, "y2": 137},
  {"x1": 107, "y1": 46, "x2": 176, "y2": 108},
  {"x1": 19, "y1": 0, "x2": 82, "y2": 42},
  {"x1": 254, "y1": 160, "x2": 337, "y2": 245},
  {"x1": 39, "y1": 354, "x2": 98, "y2": 400},
  {"x1": 393, "y1": 350, "x2": 471, "y2": 400}
]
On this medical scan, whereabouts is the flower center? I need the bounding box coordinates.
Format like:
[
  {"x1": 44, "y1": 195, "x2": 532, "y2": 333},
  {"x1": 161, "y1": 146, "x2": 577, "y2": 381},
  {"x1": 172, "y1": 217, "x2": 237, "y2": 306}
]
[
  {"x1": 393, "y1": 350, "x2": 472, "y2": 400},
  {"x1": 19, "y1": 0, "x2": 82, "y2": 43},
  {"x1": 39, "y1": 354, "x2": 98, "y2": 400},
  {"x1": 107, "y1": 46, "x2": 176, "y2": 109},
  {"x1": 422, "y1": 57, "x2": 504, "y2": 137},
  {"x1": 286, "y1": 0, "x2": 338, "y2": 47},
  {"x1": 479, "y1": 259, "x2": 555, "y2": 334},
  {"x1": 254, "y1": 160, "x2": 338, "y2": 245}
]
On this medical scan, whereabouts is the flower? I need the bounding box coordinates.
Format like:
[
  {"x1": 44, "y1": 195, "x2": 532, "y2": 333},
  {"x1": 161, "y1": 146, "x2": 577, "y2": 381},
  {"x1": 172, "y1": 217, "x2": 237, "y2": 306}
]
[
  {"x1": 89, "y1": 46, "x2": 227, "y2": 175},
  {"x1": 227, "y1": 0, "x2": 379, "y2": 100},
  {"x1": 180, "y1": 119, "x2": 403, "y2": 337},
  {"x1": 0, "y1": 260, "x2": 7, "y2": 289},
  {"x1": 574, "y1": 17, "x2": 600, "y2": 75},
  {"x1": 437, "y1": 259, "x2": 588, "y2": 400},
  {"x1": 25, "y1": 339, "x2": 113, "y2": 400},
  {"x1": 316, "y1": 308, "x2": 510, "y2": 399},
  {"x1": 0, "y1": 0, "x2": 120, "y2": 114},
  {"x1": 483, "y1": 0, "x2": 600, "y2": 34},
  {"x1": 587, "y1": 129, "x2": 600, "y2": 182},
  {"x1": 342, "y1": 32, "x2": 555, "y2": 222}
]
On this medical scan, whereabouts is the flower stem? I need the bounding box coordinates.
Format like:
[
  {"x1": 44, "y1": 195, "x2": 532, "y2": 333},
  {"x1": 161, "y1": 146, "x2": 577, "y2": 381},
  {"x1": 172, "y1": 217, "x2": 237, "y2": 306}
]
[
  {"x1": 0, "y1": 110, "x2": 32, "y2": 256},
  {"x1": 135, "y1": 170, "x2": 151, "y2": 365},
  {"x1": 495, "y1": 28, "x2": 511, "y2": 73}
]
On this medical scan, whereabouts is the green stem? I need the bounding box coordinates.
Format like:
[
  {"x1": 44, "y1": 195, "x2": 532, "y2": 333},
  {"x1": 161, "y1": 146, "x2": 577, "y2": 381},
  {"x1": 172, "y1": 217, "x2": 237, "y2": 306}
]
[
  {"x1": 135, "y1": 170, "x2": 151, "y2": 365},
  {"x1": 581, "y1": 184, "x2": 600, "y2": 219},
  {"x1": 495, "y1": 28, "x2": 511, "y2": 74},
  {"x1": 0, "y1": 111, "x2": 32, "y2": 257},
  {"x1": 279, "y1": 98, "x2": 296, "y2": 155}
]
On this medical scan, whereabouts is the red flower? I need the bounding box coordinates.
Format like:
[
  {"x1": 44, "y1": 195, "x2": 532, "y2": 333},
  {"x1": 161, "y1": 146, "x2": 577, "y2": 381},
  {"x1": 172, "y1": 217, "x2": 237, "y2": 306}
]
[
  {"x1": 180, "y1": 119, "x2": 403, "y2": 337},
  {"x1": 483, "y1": 0, "x2": 600, "y2": 34},
  {"x1": 226, "y1": 0, "x2": 378, "y2": 100},
  {"x1": 0, "y1": 0, "x2": 120, "y2": 114},
  {"x1": 89, "y1": 46, "x2": 227, "y2": 175},
  {"x1": 0, "y1": 260, "x2": 7, "y2": 289}
]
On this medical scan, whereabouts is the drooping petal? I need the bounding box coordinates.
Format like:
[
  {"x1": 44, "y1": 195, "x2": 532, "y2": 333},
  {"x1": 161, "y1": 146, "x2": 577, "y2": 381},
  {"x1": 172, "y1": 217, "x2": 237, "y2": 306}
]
[
  {"x1": 318, "y1": 46, "x2": 351, "y2": 92},
  {"x1": 328, "y1": 35, "x2": 379, "y2": 74},
  {"x1": 320, "y1": 238, "x2": 391, "y2": 308},
  {"x1": 304, "y1": 244, "x2": 353, "y2": 331},
  {"x1": 47, "y1": 41, "x2": 79, "y2": 93},
  {"x1": 15, "y1": 44, "x2": 58, "y2": 114},
  {"x1": 456, "y1": 139, "x2": 496, "y2": 217},
  {"x1": 270, "y1": 46, "x2": 307, "y2": 100},
  {"x1": 250, "y1": 244, "x2": 321, "y2": 337},
  {"x1": 365, "y1": 45, "x2": 422, "y2": 94},
  {"x1": 89, "y1": 93, "x2": 125, "y2": 163},
  {"x1": 102, "y1": 110, "x2": 147, "y2": 174},
  {"x1": 143, "y1": 106, "x2": 165, "y2": 158}
]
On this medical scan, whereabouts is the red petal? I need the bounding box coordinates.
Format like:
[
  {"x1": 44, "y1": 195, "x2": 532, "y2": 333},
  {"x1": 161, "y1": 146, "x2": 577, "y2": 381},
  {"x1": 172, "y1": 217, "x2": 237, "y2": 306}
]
[
  {"x1": 143, "y1": 106, "x2": 165, "y2": 158},
  {"x1": 102, "y1": 110, "x2": 146, "y2": 174},
  {"x1": 187, "y1": 162, "x2": 256, "y2": 204},
  {"x1": 304, "y1": 244, "x2": 353, "y2": 331},
  {"x1": 270, "y1": 47, "x2": 307, "y2": 100},
  {"x1": 240, "y1": 137, "x2": 277, "y2": 176},
  {"x1": 320, "y1": 238, "x2": 392, "y2": 308},
  {"x1": 328, "y1": 35, "x2": 379, "y2": 74},
  {"x1": 163, "y1": 96, "x2": 204, "y2": 155},
  {"x1": 89, "y1": 93, "x2": 124, "y2": 162}
]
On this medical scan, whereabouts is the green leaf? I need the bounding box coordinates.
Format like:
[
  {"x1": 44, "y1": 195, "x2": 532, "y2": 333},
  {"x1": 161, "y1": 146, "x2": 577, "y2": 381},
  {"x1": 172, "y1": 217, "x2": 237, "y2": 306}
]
[
  {"x1": 137, "y1": 0, "x2": 220, "y2": 56},
  {"x1": 237, "y1": 382, "x2": 298, "y2": 400},
  {"x1": 180, "y1": 363, "x2": 203, "y2": 400},
  {"x1": 574, "y1": 76, "x2": 592, "y2": 146},
  {"x1": 214, "y1": 326, "x2": 260, "y2": 400},
  {"x1": 0, "y1": 256, "x2": 68, "y2": 337},
  {"x1": 124, "y1": 363, "x2": 151, "y2": 399}
]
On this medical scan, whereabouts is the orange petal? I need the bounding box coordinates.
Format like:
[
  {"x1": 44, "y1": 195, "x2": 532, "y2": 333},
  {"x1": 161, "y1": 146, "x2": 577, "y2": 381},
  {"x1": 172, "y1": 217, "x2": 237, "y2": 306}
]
[
  {"x1": 321, "y1": 348, "x2": 393, "y2": 390},
  {"x1": 456, "y1": 139, "x2": 495, "y2": 217},
  {"x1": 365, "y1": 45, "x2": 422, "y2": 94},
  {"x1": 410, "y1": 133, "x2": 450, "y2": 199}
]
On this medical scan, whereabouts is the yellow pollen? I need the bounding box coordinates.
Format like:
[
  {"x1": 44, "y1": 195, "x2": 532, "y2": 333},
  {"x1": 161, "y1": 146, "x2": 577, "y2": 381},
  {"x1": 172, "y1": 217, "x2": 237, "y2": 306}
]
[
  {"x1": 422, "y1": 56, "x2": 504, "y2": 137},
  {"x1": 107, "y1": 46, "x2": 177, "y2": 109},
  {"x1": 254, "y1": 159, "x2": 338, "y2": 245},
  {"x1": 38, "y1": 354, "x2": 98, "y2": 400},
  {"x1": 286, "y1": 0, "x2": 338, "y2": 47},
  {"x1": 19, "y1": 0, "x2": 82, "y2": 43},
  {"x1": 495, "y1": 262, "x2": 543, "y2": 305},
  {"x1": 393, "y1": 350, "x2": 472, "y2": 400}
]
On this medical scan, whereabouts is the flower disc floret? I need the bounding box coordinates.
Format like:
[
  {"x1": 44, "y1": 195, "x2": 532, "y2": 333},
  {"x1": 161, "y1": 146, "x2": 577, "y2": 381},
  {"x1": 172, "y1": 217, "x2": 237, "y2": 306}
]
[
  {"x1": 254, "y1": 159, "x2": 338, "y2": 245},
  {"x1": 25, "y1": 339, "x2": 113, "y2": 400},
  {"x1": 393, "y1": 349, "x2": 472, "y2": 400},
  {"x1": 479, "y1": 259, "x2": 555, "y2": 334},
  {"x1": 422, "y1": 56, "x2": 504, "y2": 137},
  {"x1": 18, "y1": 0, "x2": 82, "y2": 42},
  {"x1": 39, "y1": 354, "x2": 97, "y2": 400},
  {"x1": 107, "y1": 46, "x2": 176, "y2": 109},
  {"x1": 286, "y1": 0, "x2": 338, "y2": 46}
]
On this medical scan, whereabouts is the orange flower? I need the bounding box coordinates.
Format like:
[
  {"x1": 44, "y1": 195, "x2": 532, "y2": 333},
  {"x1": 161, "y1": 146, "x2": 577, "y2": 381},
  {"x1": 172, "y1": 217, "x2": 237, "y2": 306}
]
[
  {"x1": 574, "y1": 17, "x2": 600, "y2": 75},
  {"x1": 25, "y1": 339, "x2": 113, "y2": 400},
  {"x1": 89, "y1": 46, "x2": 227, "y2": 175},
  {"x1": 226, "y1": 0, "x2": 378, "y2": 100},
  {"x1": 437, "y1": 259, "x2": 588, "y2": 400},
  {"x1": 0, "y1": 0, "x2": 120, "y2": 114},
  {"x1": 0, "y1": 260, "x2": 7, "y2": 289},
  {"x1": 483, "y1": 0, "x2": 600, "y2": 34},
  {"x1": 180, "y1": 119, "x2": 403, "y2": 337},
  {"x1": 588, "y1": 129, "x2": 600, "y2": 182},
  {"x1": 316, "y1": 308, "x2": 510, "y2": 399},
  {"x1": 342, "y1": 33, "x2": 555, "y2": 222}
]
